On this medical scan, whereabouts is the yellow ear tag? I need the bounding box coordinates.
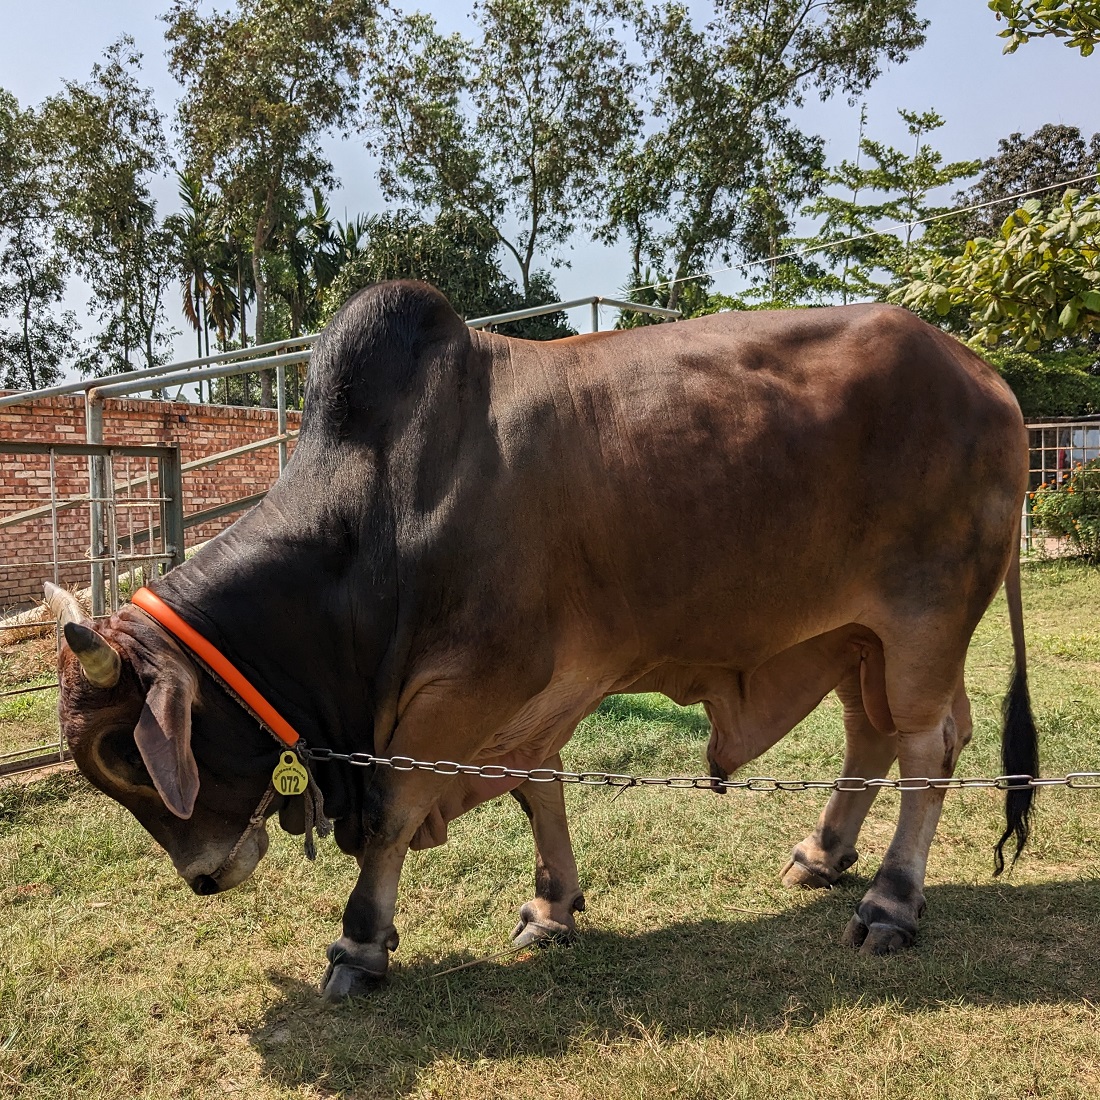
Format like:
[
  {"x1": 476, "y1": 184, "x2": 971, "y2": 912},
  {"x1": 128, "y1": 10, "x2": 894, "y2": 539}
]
[{"x1": 272, "y1": 752, "x2": 309, "y2": 797}]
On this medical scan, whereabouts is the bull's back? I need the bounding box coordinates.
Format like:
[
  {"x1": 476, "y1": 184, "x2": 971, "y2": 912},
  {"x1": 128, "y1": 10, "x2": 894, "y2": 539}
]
[{"x1": 483, "y1": 306, "x2": 1026, "y2": 666}]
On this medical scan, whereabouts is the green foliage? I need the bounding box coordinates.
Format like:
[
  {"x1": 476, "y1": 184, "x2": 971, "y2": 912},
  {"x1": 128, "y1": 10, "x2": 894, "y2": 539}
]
[
  {"x1": 322, "y1": 210, "x2": 508, "y2": 324},
  {"x1": 955, "y1": 123, "x2": 1100, "y2": 241},
  {"x1": 0, "y1": 90, "x2": 76, "y2": 390},
  {"x1": 166, "y1": 0, "x2": 374, "y2": 397},
  {"x1": 163, "y1": 169, "x2": 242, "y2": 364},
  {"x1": 803, "y1": 108, "x2": 979, "y2": 303},
  {"x1": 990, "y1": 0, "x2": 1100, "y2": 55},
  {"x1": 321, "y1": 211, "x2": 575, "y2": 340},
  {"x1": 1031, "y1": 459, "x2": 1100, "y2": 561},
  {"x1": 265, "y1": 188, "x2": 345, "y2": 339},
  {"x1": 364, "y1": 0, "x2": 636, "y2": 297},
  {"x1": 605, "y1": 0, "x2": 927, "y2": 311},
  {"x1": 980, "y1": 345, "x2": 1100, "y2": 416},
  {"x1": 0, "y1": 90, "x2": 39, "y2": 235},
  {"x1": 613, "y1": 270, "x2": 713, "y2": 328},
  {"x1": 40, "y1": 38, "x2": 174, "y2": 376},
  {"x1": 484, "y1": 270, "x2": 577, "y2": 340},
  {"x1": 897, "y1": 189, "x2": 1100, "y2": 350}
]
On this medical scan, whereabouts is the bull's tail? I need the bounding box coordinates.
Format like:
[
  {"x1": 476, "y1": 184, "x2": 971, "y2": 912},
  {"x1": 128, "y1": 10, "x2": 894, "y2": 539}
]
[{"x1": 993, "y1": 535, "x2": 1039, "y2": 875}]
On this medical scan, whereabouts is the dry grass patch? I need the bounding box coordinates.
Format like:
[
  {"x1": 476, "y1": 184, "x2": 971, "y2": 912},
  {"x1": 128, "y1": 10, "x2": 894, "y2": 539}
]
[{"x1": 2, "y1": 560, "x2": 1100, "y2": 1098}]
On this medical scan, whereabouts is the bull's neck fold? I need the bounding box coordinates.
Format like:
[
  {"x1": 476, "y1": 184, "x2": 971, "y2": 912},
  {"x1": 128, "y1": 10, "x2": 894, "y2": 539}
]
[{"x1": 149, "y1": 460, "x2": 396, "y2": 757}]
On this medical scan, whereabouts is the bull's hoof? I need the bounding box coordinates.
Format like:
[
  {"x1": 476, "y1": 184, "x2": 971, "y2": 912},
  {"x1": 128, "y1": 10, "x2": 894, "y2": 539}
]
[
  {"x1": 843, "y1": 867, "x2": 926, "y2": 955},
  {"x1": 509, "y1": 898, "x2": 581, "y2": 948},
  {"x1": 781, "y1": 845, "x2": 857, "y2": 890},
  {"x1": 781, "y1": 857, "x2": 837, "y2": 890},
  {"x1": 320, "y1": 937, "x2": 390, "y2": 1000},
  {"x1": 321, "y1": 961, "x2": 384, "y2": 1000},
  {"x1": 841, "y1": 914, "x2": 916, "y2": 956}
]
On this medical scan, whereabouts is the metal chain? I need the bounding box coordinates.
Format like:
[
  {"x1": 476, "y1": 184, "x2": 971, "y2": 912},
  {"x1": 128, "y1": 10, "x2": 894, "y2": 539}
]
[{"x1": 300, "y1": 746, "x2": 1100, "y2": 792}]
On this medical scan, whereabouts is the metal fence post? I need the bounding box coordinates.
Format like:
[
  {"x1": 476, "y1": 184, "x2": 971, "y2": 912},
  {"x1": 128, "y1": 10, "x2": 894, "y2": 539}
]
[
  {"x1": 159, "y1": 444, "x2": 185, "y2": 571},
  {"x1": 85, "y1": 390, "x2": 107, "y2": 617},
  {"x1": 276, "y1": 362, "x2": 288, "y2": 472}
]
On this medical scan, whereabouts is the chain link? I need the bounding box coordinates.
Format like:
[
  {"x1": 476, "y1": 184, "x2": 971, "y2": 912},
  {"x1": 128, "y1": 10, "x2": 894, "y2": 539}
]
[{"x1": 300, "y1": 746, "x2": 1100, "y2": 794}]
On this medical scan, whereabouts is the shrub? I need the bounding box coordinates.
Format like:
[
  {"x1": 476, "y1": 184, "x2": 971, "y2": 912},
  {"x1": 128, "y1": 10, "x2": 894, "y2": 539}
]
[
  {"x1": 1031, "y1": 459, "x2": 1100, "y2": 562},
  {"x1": 978, "y1": 346, "x2": 1100, "y2": 418}
]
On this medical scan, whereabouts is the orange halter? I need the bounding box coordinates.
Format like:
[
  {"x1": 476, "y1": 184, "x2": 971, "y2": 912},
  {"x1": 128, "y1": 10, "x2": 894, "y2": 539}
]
[{"x1": 131, "y1": 587, "x2": 302, "y2": 748}]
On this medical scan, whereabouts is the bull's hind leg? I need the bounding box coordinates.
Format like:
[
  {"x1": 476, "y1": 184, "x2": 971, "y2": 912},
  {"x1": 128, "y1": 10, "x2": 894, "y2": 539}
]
[
  {"x1": 782, "y1": 668, "x2": 897, "y2": 889},
  {"x1": 843, "y1": 680, "x2": 974, "y2": 955},
  {"x1": 509, "y1": 753, "x2": 585, "y2": 947}
]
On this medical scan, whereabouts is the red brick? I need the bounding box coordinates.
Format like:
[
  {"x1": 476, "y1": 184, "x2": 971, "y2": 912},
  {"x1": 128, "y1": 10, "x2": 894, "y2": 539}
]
[{"x1": 0, "y1": 392, "x2": 301, "y2": 611}]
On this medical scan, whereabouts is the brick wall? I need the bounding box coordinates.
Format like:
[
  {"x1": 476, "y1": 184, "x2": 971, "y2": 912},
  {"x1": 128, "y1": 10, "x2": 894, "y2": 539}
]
[{"x1": 0, "y1": 395, "x2": 300, "y2": 612}]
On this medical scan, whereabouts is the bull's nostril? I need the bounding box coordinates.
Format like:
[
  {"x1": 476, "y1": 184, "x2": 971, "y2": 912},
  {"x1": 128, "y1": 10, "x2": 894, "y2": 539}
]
[{"x1": 191, "y1": 874, "x2": 220, "y2": 896}]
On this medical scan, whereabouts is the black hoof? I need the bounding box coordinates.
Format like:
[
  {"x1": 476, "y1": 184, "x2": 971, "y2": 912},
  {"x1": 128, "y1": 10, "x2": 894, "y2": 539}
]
[
  {"x1": 841, "y1": 913, "x2": 916, "y2": 955},
  {"x1": 320, "y1": 937, "x2": 390, "y2": 1000},
  {"x1": 320, "y1": 961, "x2": 384, "y2": 1001},
  {"x1": 510, "y1": 900, "x2": 577, "y2": 948}
]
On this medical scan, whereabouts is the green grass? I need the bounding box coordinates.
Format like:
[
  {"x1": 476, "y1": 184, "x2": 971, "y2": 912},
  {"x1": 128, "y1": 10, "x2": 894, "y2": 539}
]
[
  {"x1": 2, "y1": 561, "x2": 1100, "y2": 1099},
  {"x1": 0, "y1": 635, "x2": 60, "y2": 758}
]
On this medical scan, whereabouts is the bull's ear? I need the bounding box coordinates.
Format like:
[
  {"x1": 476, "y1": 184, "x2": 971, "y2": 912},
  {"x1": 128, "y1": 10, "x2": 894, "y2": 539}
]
[{"x1": 134, "y1": 676, "x2": 199, "y2": 819}]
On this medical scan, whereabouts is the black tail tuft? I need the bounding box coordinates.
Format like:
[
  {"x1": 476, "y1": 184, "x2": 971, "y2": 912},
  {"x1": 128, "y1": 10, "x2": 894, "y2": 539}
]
[{"x1": 993, "y1": 668, "x2": 1039, "y2": 875}]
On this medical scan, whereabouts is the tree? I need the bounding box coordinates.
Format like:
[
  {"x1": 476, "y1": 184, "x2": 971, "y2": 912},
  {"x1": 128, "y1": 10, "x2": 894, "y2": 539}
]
[
  {"x1": 364, "y1": 0, "x2": 637, "y2": 298},
  {"x1": 42, "y1": 39, "x2": 175, "y2": 376},
  {"x1": 165, "y1": 0, "x2": 374, "y2": 402},
  {"x1": 614, "y1": 268, "x2": 713, "y2": 328},
  {"x1": 803, "y1": 108, "x2": 979, "y2": 302},
  {"x1": 604, "y1": 0, "x2": 927, "y2": 311},
  {"x1": 896, "y1": 190, "x2": 1100, "y2": 350},
  {"x1": 954, "y1": 124, "x2": 1100, "y2": 240},
  {"x1": 166, "y1": 170, "x2": 215, "y2": 360},
  {"x1": 982, "y1": 345, "x2": 1100, "y2": 417},
  {"x1": 990, "y1": 0, "x2": 1100, "y2": 55},
  {"x1": 0, "y1": 90, "x2": 75, "y2": 391},
  {"x1": 739, "y1": 130, "x2": 826, "y2": 302},
  {"x1": 321, "y1": 210, "x2": 574, "y2": 338},
  {"x1": 268, "y1": 188, "x2": 341, "y2": 339},
  {"x1": 0, "y1": 222, "x2": 78, "y2": 392}
]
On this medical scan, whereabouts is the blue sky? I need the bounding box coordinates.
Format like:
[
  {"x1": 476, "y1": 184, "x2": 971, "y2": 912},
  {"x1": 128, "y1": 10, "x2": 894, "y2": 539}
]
[{"x1": 1, "y1": 0, "x2": 1096, "y2": 352}]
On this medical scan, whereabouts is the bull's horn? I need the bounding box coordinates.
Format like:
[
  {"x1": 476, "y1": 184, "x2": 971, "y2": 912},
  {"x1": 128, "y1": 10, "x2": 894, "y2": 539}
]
[
  {"x1": 44, "y1": 581, "x2": 89, "y2": 630},
  {"x1": 63, "y1": 621, "x2": 122, "y2": 689}
]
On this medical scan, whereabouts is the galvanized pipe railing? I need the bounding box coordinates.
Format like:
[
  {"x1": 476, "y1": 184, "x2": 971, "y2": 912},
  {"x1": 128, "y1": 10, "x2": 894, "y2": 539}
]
[
  {"x1": 466, "y1": 295, "x2": 681, "y2": 330},
  {"x1": 0, "y1": 334, "x2": 318, "y2": 410}
]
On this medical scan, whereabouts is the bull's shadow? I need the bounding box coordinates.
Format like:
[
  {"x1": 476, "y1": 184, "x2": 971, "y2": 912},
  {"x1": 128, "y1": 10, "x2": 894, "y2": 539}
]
[{"x1": 249, "y1": 877, "x2": 1100, "y2": 1097}]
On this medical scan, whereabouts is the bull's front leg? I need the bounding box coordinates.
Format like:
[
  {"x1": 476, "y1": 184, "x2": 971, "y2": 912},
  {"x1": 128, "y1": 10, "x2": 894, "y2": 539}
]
[
  {"x1": 322, "y1": 767, "x2": 443, "y2": 1000},
  {"x1": 321, "y1": 675, "x2": 534, "y2": 999},
  {"x1": 509, "y1": 753, "x2": 585, "y2": 947}
]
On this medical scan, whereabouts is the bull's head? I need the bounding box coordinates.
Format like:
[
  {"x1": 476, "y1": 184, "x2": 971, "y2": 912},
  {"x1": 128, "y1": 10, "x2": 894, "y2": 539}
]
[{"x1": 46, "y1": 583, "x2": 280, "y2": 895}]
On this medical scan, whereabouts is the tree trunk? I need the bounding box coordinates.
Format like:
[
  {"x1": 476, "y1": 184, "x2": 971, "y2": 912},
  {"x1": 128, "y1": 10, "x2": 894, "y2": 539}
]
[
  {"x1": 237, "y1": 255, "x2": 247, "y2": 347},
  {"x1": 21, "y1": 292, "x2": 36, "y2": 391},
  {"x1": 252, "y1": 242, "x2": 274, "y2": 407}
]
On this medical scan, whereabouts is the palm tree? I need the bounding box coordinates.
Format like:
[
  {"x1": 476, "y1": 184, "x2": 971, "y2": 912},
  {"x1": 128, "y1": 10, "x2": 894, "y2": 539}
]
[
  {"x1": 168, "y1": 170, "x2": 213, "y2": 362},
  {"x1": 271, "y1": 188, "x2": 345, "y2": 338},
  {"x1": 333, "y1": 212, "x2": 370, "y2": 268}
]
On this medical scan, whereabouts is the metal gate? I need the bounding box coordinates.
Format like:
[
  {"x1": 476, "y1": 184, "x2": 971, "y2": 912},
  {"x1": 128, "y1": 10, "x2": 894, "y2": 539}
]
[{"x1": 0, "y1": 440, "x2": 183, "y2": 776}]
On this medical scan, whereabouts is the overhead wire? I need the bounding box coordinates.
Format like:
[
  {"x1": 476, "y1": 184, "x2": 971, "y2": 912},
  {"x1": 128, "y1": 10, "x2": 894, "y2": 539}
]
[{"x1": 625, "y1": 170, "x2": 1100, "y2": 296}]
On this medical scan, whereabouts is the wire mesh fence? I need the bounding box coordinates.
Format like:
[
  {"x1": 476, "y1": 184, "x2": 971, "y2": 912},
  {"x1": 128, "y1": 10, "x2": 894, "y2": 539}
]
[
  {"x1": 1023, "y1": 418, "x2": 1100, "y2": 559},
  {"x1": 0, "y1": 441, "x2": 183, "y2": 774}
]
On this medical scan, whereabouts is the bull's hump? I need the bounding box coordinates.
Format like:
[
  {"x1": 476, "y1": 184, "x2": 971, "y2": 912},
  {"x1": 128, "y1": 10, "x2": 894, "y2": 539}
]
[{"x1": 301, "y1": 281, "x2": 472, "y2": 442}]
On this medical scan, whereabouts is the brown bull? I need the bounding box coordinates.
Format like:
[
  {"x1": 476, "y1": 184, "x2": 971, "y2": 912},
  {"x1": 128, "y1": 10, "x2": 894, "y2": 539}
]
[{"x1": 49, "y1": 282, "x2": 1038, "y2": 999}]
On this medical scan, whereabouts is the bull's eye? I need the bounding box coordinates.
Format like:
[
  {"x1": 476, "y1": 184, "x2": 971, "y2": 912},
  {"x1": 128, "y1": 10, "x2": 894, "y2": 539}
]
[{"x1": 98, "y1": 730, "x2": 155, "y2": 790}]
